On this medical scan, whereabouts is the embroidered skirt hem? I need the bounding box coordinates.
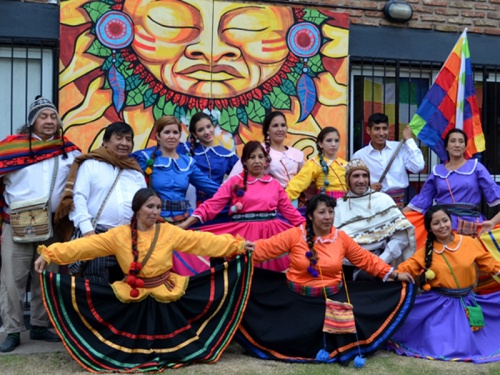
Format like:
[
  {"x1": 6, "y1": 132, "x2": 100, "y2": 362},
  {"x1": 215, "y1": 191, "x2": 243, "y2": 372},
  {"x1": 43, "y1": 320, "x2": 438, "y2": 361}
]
[
  {"x1": 236, "y1": 268, "x2": 416, "y2": 363},
  {"x1": 40, "y1": 253, "x2": 253, "y2": 373}
]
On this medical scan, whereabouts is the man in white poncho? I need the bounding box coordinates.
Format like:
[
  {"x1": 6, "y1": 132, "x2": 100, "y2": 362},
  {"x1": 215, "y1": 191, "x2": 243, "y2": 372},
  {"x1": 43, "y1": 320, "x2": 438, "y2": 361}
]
[{"x1": 334, "y1": 159, "x2": 415, "y2": 280}]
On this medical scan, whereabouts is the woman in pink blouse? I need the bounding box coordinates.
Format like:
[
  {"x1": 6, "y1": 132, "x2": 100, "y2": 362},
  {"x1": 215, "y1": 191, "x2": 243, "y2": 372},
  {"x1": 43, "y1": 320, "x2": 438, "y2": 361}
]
[{"x1": 179, "y1": 141, "x2": 304, "y2": 273}]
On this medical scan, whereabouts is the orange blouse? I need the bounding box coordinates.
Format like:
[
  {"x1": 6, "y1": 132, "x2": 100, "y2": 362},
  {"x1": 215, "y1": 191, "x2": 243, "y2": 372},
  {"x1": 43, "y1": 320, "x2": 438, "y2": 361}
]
[
  {"x1": 397, "y1": 235, "x2": 500, "y2": 289},
  {"x1": 254, "y1": 226, "x2": 392, "y2": 288}
]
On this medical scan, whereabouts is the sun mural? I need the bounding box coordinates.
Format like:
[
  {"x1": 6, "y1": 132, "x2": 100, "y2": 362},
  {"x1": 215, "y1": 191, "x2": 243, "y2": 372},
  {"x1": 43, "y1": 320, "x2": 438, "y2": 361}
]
[{"x1": 59, "y1": 0, "x2": 348, "y2": 158}]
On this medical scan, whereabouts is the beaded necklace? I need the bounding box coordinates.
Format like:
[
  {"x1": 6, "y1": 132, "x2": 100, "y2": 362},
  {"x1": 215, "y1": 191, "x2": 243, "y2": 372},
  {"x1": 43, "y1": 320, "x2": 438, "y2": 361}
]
[{"x1": 318, "y1": 153, "x2": 346, "y2": 194}]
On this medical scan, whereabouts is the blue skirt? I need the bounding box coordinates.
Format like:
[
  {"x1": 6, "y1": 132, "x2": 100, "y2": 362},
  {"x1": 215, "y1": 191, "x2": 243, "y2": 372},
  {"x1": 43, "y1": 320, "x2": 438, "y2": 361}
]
[{"x1": 387, "y1": 290, "x2": 500, "y2": 363}]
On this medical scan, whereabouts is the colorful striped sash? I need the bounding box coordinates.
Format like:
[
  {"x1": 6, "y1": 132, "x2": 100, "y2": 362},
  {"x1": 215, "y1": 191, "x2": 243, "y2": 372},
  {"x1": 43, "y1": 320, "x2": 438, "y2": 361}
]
[
  {"x1": 0, "y1": 134, "x2": 79, "y2": 176},
  {"x1": 386, "y1": 188, "x2": 406, "y2": 209},
  {"x1": 142, "y1": 271, "x2": 175, "y2": 290},
  {"x1": 440, "y1": 203, "x2": 480, "y2": 218},
  {"x1": 163, "y1": 212, "x2": 189, "y2": 225},
  {"x1": 162, "y1": 200, "x2": 190, "y2": 211},
  {"x1": 317, "y1": 190, "x2": 345, "y2": 200},
  {"x1": 287, "y1": 279, "x2": 342, "y2": 297},
  {"x1": 122, "y1": 271, "x2": 176, "y2": 291}
]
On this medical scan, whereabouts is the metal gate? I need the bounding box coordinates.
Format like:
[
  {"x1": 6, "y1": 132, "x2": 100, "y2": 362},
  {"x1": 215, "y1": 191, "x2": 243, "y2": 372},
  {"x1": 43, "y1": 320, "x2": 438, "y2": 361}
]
[
  {"x1": 350, "y1": 57, "x2": 500, "y2": 215},
  {"x1": 0, "y1": 38, "x2": 57, "y2": 139}
]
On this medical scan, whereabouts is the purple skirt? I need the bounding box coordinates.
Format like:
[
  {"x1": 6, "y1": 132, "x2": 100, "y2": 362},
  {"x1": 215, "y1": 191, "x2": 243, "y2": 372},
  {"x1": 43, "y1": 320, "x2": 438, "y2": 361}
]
[{"x1": 387, "y1": 290, "x2": 500, "y2": 363}]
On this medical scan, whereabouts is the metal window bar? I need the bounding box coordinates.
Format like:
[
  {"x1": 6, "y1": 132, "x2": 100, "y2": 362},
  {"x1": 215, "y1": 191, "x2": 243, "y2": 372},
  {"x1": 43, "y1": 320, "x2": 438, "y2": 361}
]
[
  {"x1": 0, "y1": 37, "x2": 57, "y2": 138},
  {"x1": 350, "y1": 56, "x2": 500, "y2": 218},
  {"x1": 0, "y1": 37, "x2": 57, "y2": 313}
]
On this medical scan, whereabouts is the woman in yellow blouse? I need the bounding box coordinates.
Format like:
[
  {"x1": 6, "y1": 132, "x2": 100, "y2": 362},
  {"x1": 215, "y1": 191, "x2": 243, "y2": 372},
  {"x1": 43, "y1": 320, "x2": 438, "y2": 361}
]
[
  {"x1": 238, "y1": 194, "x2": 415, "y2": 365},
  {"x1": 388, "y1": 205, "x2": 500, "y2": 363},
  {"x1": 34, "y1": 188, "x2": 253, "y2": 372},
  {"x1": 286, "y1": 127, "x2": 347, "y2": 202}
]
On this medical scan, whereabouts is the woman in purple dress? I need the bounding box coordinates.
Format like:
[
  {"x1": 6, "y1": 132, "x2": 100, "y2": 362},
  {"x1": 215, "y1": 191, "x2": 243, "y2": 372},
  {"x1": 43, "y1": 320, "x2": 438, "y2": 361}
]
[
  {"x1": 388, "y1": 206, "x2": 500, "y2": 363},
  {"x1": 403, "y1": 129, "x2": 500, "y2": 236}
]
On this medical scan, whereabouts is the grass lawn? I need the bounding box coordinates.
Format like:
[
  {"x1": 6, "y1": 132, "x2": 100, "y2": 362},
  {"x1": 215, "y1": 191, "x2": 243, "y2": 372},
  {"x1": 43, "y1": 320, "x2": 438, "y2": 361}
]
[{"x1": 1, "y1": 343, "x2": 500, "y2": 375}]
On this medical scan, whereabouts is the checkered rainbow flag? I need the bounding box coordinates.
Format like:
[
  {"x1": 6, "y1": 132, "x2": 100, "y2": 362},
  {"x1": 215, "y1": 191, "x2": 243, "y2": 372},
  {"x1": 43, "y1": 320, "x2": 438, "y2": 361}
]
[{"x1": 409, "y1": 29, "x2": 485, "y2": 161}]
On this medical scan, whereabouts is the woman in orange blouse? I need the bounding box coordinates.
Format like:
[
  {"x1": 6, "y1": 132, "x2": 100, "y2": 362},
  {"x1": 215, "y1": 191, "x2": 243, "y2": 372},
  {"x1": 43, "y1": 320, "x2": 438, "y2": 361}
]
[
  {"x1": 388, "y1": 205, "x2": 500, "y2": 363},
  {"x1": 238, "y1": 194, "x2": 415, "y2": 365}
]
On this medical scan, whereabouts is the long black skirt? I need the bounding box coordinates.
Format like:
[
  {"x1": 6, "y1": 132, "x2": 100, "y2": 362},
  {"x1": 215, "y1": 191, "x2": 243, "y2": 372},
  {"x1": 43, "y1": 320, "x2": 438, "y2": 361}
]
[
  {"x1": 40, "y1": 253, "x2": 253, "y2": 373},
  {"x1": 237, "y1": 268, "x2": 415, "y2": 364}
]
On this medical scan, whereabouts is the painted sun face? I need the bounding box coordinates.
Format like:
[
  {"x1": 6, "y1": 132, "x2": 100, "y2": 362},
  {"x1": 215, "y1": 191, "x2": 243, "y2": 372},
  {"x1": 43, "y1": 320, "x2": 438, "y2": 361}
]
[
  {"x1": 60, "y1": 1, "x2": 349, "y2": 160},
  {"x1": 123, "y1": 0, "x2": 294, "y2": 98}
]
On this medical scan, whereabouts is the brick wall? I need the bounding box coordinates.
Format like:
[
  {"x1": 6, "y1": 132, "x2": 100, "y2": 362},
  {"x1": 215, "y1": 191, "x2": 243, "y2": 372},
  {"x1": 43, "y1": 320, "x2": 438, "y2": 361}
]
[
  {"x1": 317, "y1": 0, "x2": 500, "y2": 35},
  {"x1": 16, "y1": 0, "x2": 500, "y2": 36}
]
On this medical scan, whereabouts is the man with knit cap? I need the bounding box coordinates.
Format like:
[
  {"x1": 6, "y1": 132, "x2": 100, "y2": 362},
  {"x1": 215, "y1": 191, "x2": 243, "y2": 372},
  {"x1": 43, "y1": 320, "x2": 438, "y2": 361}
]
[
  {"x1": 0, "y1": 96, "x2": 81, "y2": 352},
  {"x1": 55, "y1": 122, "x2": 146, "y2": 284},
  {"x1": 334, "y1": 159, "x2": 415, "y2": 281}
]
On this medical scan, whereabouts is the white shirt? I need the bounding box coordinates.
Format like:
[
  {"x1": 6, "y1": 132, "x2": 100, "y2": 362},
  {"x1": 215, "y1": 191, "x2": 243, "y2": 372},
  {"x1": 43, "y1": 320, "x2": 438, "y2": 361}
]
[
  {"x1": 3, "y1": 143, "x2": 80, "y2": 214},
  {"x1": 351, "y1": 139, "x2": 425, "y2": 191},
  {"x1": 359, "y1": 231, "x2": 409, "y2": 264},
  {"x1": 69, "y1": 159, "x2": 146, "y2": 234}
]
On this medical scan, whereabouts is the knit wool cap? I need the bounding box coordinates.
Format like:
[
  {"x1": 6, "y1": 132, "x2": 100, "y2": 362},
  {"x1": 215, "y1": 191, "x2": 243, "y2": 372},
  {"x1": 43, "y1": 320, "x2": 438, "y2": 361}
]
[
  {"x1": 28, "y1": 95, "x2": 60, "y2": 127},
  {"x1": 345, "y1": 158, "x2": 370, "y2": 191}
]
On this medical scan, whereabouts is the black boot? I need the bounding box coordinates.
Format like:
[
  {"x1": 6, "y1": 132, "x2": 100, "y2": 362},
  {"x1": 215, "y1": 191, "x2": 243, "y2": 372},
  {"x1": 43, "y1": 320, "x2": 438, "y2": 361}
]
[
  {"x1": 0, "y1": 333, "x2": 20, "y2": 352},
  {"x1": 30, "y1": 326, "x2": 61, "y2": 342}
]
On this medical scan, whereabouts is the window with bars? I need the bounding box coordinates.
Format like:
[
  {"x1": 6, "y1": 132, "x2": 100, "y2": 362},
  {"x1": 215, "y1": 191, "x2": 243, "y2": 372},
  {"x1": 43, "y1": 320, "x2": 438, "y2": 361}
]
[
  {"x1": 0, "y1": 39, "x2": 56, "y2": 139},
  {"x1": 350, "y1": 57, "x2": 500, "y2": 216}
]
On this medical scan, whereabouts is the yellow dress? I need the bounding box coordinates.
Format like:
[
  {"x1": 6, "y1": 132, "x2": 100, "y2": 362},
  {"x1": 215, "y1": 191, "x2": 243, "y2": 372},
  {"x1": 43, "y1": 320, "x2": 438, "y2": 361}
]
[
  {"x1": 285, "y1": 155, "x2": 347, "y2": 200},
  {"x1": 38, "y1": 223, "x2": 245, "y2": 302}
]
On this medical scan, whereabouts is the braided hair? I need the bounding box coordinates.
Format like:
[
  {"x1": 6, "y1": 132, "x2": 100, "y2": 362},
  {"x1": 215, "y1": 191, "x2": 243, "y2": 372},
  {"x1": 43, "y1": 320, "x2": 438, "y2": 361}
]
[
  {"x1": 145, "y1": 144, "x2": 160, "y2": 188},
  {"x1": 126, "y1": 188, "x2": 160, "y2": 297},
  {"x1": 305, "y1": 194, "x2": 337, "y2": 277},
  {"x1": 188, "y1": 112, "x2": 213, "y2": 156}
]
